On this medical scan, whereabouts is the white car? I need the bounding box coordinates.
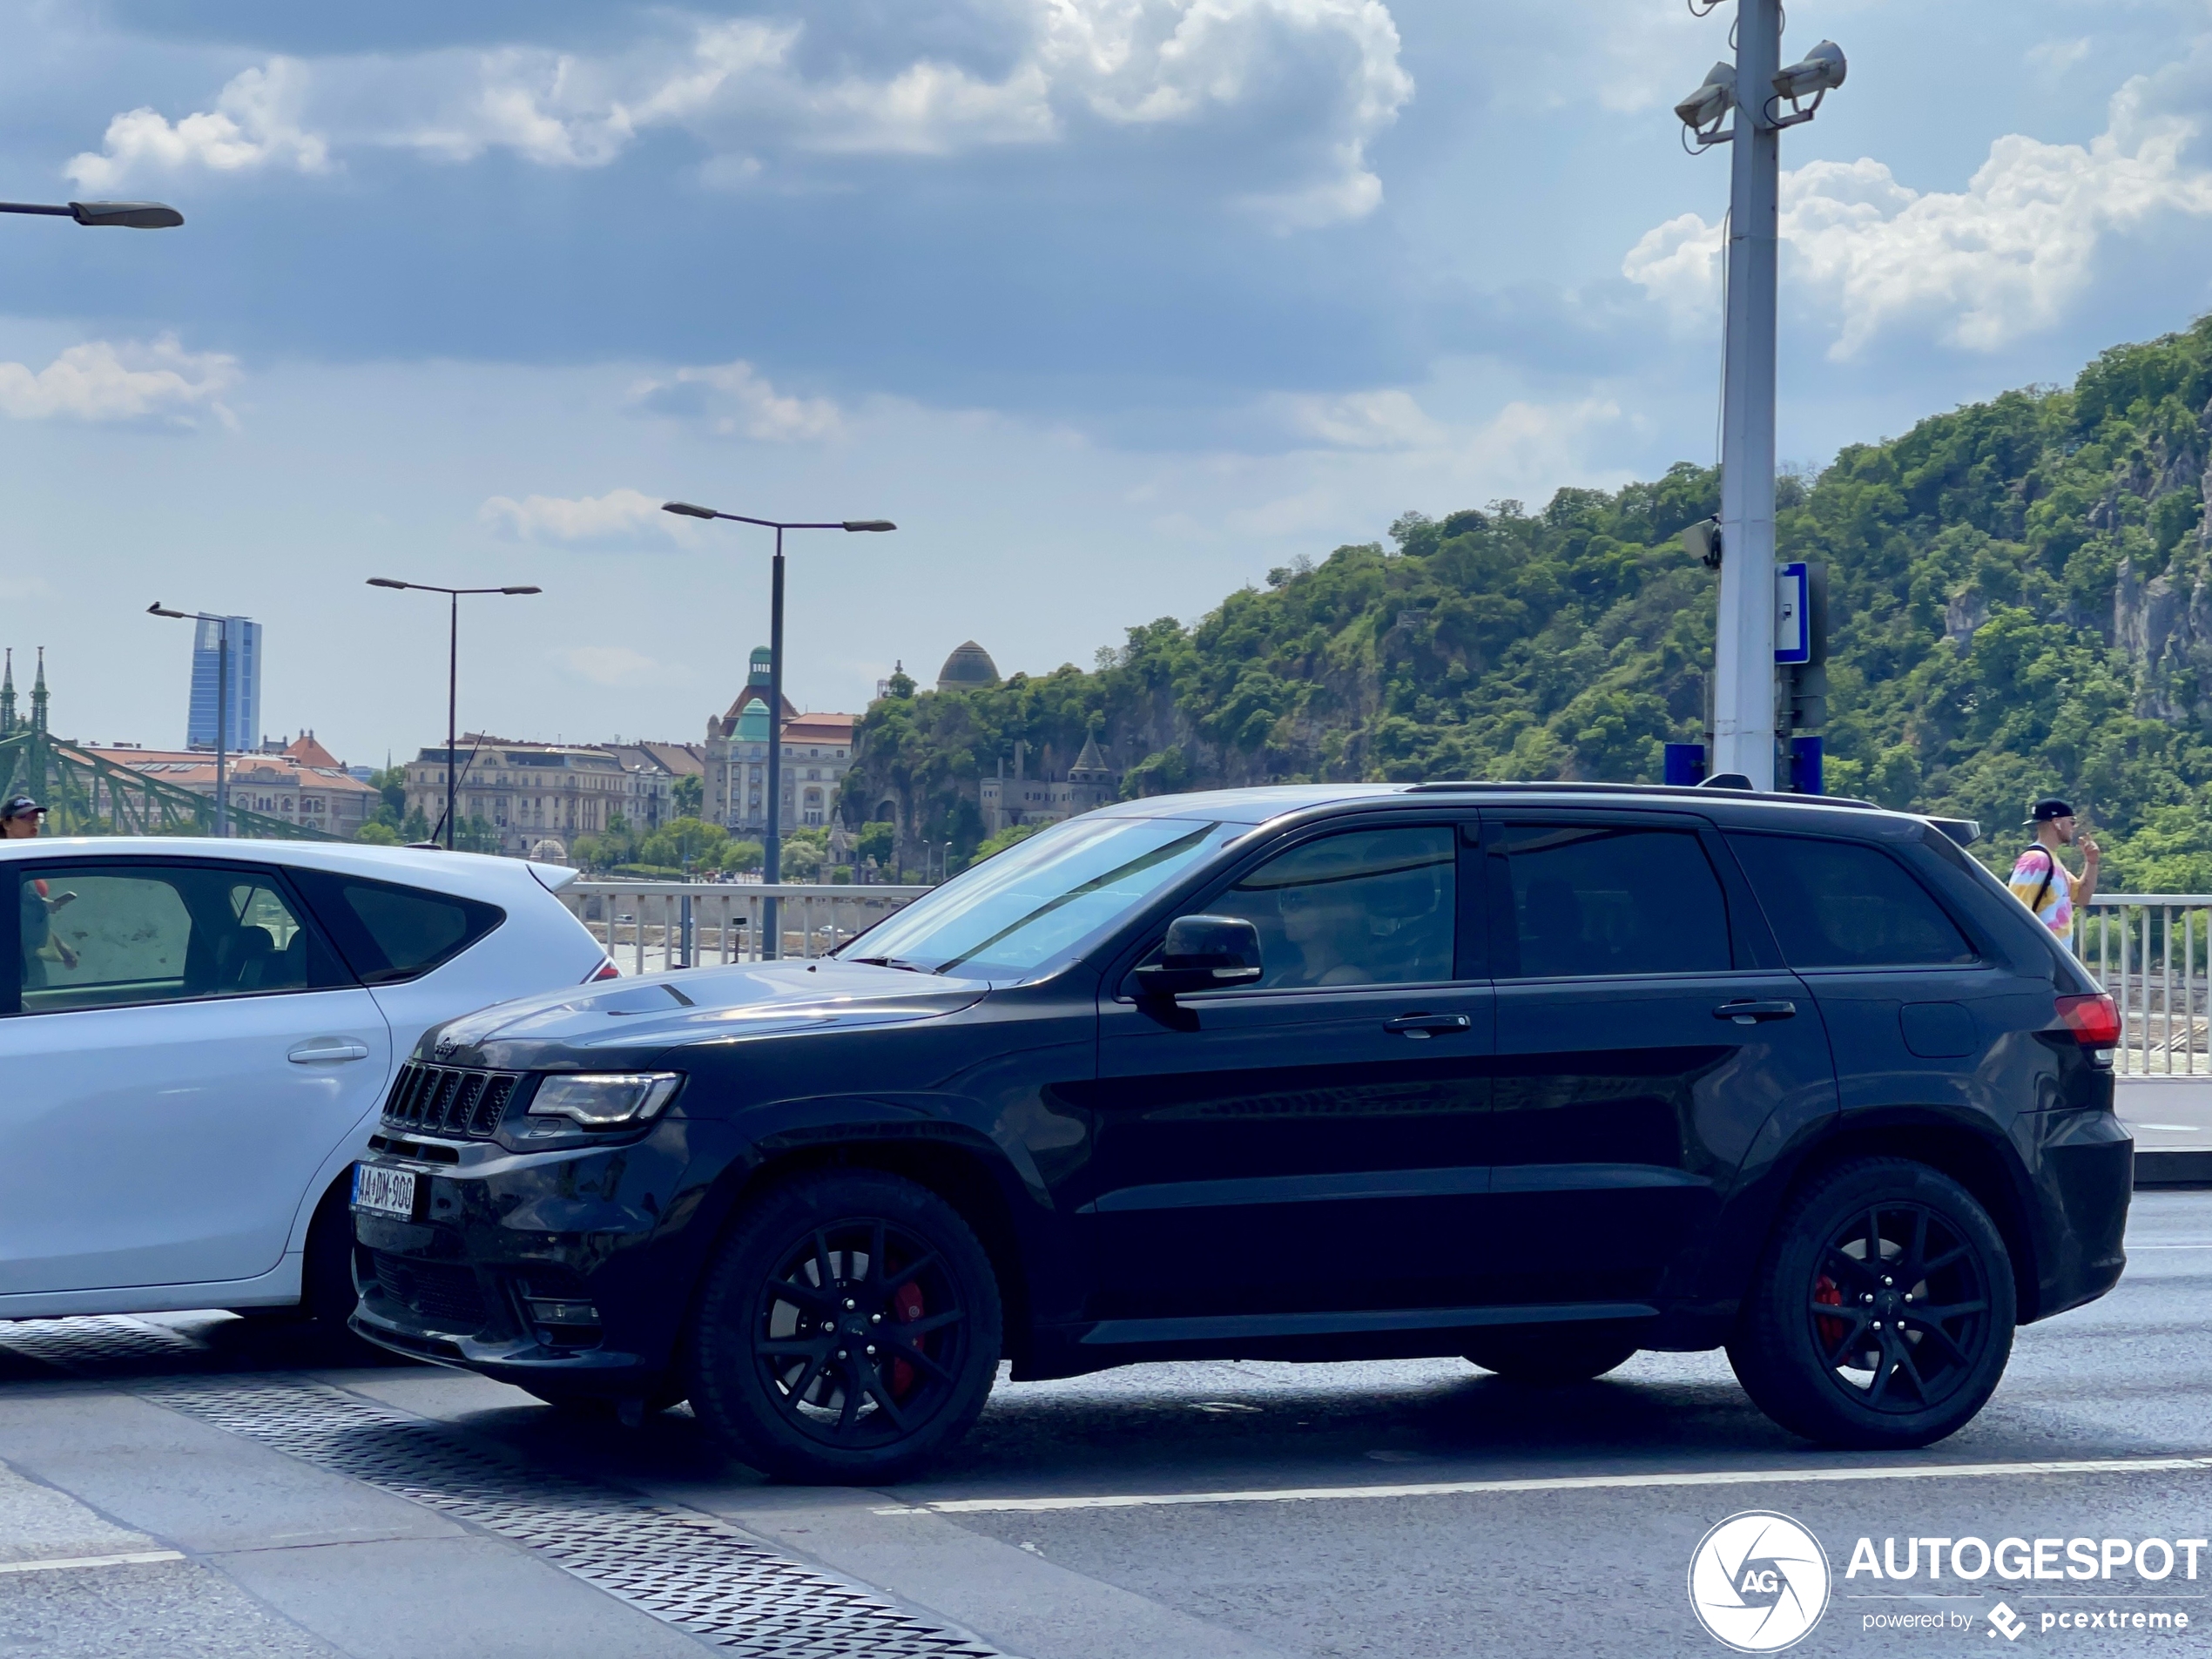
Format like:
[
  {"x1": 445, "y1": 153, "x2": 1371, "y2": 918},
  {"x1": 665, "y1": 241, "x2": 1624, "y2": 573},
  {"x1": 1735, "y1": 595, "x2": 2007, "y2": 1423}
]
[{"x1": 0, "y1": 837, "x2": 612, "y2": 1325}]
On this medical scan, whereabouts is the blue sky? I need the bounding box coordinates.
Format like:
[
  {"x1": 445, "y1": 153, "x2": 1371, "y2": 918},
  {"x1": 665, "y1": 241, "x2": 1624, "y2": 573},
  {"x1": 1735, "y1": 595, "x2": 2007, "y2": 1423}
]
[{"x1": 3, "y1": 0, "x2": 2210, "y2": 766}]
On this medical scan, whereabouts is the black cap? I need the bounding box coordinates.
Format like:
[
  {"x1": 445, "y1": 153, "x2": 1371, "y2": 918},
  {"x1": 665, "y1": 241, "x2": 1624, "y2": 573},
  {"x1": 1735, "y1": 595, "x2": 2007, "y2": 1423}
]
[
  {"x1": 0, "y1": 795, "x2": 44, "y2": 819},
  {"x1": 2026, "y1": 797, "x2": 2075, "y2": 824}
]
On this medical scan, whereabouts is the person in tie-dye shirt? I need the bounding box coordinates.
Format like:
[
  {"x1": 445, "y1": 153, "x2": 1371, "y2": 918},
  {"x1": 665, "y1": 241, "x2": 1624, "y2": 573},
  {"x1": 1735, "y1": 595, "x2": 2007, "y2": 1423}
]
[{"x1": 2007, "y1": 796, "x2": 2099, "y2": 950}]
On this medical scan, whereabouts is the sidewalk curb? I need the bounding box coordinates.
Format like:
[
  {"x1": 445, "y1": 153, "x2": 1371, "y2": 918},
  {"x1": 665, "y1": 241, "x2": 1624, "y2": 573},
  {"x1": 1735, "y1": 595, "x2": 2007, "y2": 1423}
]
[{"x1": 2134, "y1": 1149, "x2": 2212, "y2": 1190}]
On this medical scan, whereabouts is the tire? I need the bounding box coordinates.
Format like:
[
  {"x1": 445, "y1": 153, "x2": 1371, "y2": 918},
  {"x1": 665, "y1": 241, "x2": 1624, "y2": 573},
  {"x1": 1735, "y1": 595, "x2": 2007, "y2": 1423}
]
[
  {"x1": 301, "y1": 1181, "x2": 360, "y2": 1326},
  {"x1": 1728, "y1": 1157, "x2": 2015, "y2": 1450},
  {"x1": 685, "y1": 1170, "x2": 1002, "y2": 1483},
  {"x1": 1464, "y1": 1324, "x2": 1641, "y2": 1384}
]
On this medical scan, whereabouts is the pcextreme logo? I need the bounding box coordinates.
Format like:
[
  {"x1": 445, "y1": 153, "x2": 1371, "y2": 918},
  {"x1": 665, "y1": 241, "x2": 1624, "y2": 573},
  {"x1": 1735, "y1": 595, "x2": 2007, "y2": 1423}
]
[{"x1": 1689, "y1": 1511, "x2": 1832, "y2": 1652}]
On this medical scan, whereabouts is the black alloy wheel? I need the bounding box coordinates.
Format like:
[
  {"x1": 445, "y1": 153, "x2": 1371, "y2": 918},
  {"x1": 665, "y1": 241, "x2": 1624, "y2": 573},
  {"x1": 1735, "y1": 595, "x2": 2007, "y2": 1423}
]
[
  {"x1": 1464, "y1": 1323, "x2": 1642, "y2": 1384},
  {"x1": 1729, "y1": 1157, "x2": 2015, "y2": 1449},
  {"x1": 686, "y1": 1170, "x2": 1002, "y2": 1482}
]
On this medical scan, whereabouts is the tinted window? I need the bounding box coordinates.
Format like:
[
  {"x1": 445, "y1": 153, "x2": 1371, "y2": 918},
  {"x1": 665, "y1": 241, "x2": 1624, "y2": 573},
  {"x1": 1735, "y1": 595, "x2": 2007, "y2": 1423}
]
[
  {"x1": 1204, "y1": 826, "x2": 1456, "y2": 989},
  {"x1": 1729, "y1": 833, "x2": 1976, "y2": 968},
  {"x1": 835, "y1": 815, "x2": 1240, "y2": 980},
  {"x1": 291, "y1": 871, "x2": 504, "y2": 983},
  {"x1": 16, "y1": 864, "x2": 347, "y2": 1014},
  {"x1": 1494, "y1": 825, "x2": 1730, "y2": 978}
]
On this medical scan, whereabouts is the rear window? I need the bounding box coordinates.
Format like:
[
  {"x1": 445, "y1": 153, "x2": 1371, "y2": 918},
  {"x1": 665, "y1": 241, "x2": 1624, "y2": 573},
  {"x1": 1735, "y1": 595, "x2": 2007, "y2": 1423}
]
[
  {"x1": 1728, "y1": 833, "x2": 1975, "y2": 968},
  {"x1": 1491, "y1": 823, "x2": 1731, "y2": 978},
  {"x1": 291, "y1": 870, "x2": 504, "y2": 983}
]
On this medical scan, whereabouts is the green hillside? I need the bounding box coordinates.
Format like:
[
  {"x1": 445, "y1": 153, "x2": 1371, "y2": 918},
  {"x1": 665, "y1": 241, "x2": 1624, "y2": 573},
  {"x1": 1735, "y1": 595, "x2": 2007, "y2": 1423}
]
[{"x1": 846, "y1": 316, "x2": 2212, "y2": 889}]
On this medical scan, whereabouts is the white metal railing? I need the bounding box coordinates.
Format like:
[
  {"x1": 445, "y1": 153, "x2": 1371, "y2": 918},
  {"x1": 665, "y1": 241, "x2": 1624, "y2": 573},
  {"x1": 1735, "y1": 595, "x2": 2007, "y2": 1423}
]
[
  {"x1": 2082, "y1": 895, "x2": 2212, "y2": 1077},
  {"x1": 559, "y1": 881, "x2": 929, "y2": 975}
]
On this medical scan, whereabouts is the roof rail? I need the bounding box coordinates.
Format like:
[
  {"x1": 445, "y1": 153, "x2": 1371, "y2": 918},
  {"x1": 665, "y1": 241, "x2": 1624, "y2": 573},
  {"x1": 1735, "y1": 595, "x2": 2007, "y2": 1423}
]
[{"x1": 1399, "y1": 779, "x2": 1883, "y2": 812}]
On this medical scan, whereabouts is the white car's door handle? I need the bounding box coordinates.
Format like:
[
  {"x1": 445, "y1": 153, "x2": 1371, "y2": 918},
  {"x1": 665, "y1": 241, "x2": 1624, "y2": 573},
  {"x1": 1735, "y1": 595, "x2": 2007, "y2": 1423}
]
[{"x1": 287, "y1": 1039, "x2": 372, "y2": 1064}]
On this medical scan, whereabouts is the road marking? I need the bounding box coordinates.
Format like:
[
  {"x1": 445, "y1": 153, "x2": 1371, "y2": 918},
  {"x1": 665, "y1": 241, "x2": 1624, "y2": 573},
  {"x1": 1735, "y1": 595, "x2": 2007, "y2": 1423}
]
[
  {"x1": 0, "y1": 1549, "x2": 185, "y2": 1575},
  {"x1": 891, "y1": 1455, "x2": 2212, "y2": 1514}
]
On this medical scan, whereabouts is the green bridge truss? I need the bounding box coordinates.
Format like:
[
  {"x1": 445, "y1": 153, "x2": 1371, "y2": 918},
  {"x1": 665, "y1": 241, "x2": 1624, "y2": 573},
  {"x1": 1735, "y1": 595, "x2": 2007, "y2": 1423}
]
[{"x1": 0, "y1": 729, "x2": 337, "y2": 841}]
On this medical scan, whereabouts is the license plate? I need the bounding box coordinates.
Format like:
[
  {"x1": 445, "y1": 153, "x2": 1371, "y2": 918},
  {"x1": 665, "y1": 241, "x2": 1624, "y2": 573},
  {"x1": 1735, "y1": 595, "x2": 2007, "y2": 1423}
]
[{"x1": 352, "y1": 1163, "x2": 419, "y2": 1220}]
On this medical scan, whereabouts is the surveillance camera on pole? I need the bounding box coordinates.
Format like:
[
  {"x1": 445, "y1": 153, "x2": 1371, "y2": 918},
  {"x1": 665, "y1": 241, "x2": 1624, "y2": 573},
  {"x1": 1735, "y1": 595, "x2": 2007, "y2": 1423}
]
[{"x1": 1672, "y1": 2, "x2": 1845, "y2": 792}]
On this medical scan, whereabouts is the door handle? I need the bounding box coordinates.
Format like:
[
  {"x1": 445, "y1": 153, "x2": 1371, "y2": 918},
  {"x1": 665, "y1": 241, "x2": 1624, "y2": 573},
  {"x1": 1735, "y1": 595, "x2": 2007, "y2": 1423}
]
[
  {"x1": 1714, "y1": 1000, "x2": 1796, "y2": 1025},
  {"x1": 288, "y1": 1039, "x2": 372, "y2": 1064},
  {"x1": 1385, "y1": 1013, "x2": 1474, "y2": 1040}
]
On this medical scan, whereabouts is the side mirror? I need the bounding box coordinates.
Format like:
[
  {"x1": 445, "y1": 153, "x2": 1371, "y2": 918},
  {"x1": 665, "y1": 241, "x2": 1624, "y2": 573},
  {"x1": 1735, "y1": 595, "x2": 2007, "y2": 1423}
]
[{"x1": 1133, "y1": 914, "x2": 1264, "y2": 998}]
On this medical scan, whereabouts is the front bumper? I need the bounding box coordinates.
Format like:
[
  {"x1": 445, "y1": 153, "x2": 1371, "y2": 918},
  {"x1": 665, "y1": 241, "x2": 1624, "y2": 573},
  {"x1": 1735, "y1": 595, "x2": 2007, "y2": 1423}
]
[{"x1": 348, "y1": 1125, "x2": 701, "y2": 1393}]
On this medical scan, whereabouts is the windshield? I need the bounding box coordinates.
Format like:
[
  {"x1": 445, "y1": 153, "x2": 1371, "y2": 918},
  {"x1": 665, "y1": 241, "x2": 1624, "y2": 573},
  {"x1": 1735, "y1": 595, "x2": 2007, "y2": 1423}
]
[{"x1": 838, "y1": 815, "x2": 1236, "y2": 981}]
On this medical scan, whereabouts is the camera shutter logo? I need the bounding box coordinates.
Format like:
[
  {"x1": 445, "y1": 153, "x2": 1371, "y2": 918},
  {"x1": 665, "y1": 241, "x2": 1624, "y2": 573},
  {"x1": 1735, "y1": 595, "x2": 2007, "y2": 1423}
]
[{"x1": 1688, "y1": 1511, "x2": 1831, "y2": 1652}]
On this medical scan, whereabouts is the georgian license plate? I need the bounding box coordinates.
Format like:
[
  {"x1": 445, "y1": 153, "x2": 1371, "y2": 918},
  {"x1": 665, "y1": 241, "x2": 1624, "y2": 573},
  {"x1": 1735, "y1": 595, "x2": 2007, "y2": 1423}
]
[{"x1": 351, "y1": 1163, "x2": 419, "y2": 1220}]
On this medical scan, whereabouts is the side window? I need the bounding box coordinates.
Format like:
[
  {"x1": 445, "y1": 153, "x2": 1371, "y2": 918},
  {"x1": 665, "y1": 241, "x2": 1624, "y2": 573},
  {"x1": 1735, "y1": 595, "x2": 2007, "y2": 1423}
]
[
  {"x1": 1492, "y1": 824, "x2": 1731, "y2": 978},
  {"x1": 1203, "y1": 826, "x2": 1456, "y2": 989},
  {"x1": 17, "y1": 865, "x2": 347, "y2": 1014},
  {"x1": 222, "y1": 876, "x2": 347, "y2": 994},
  {"x1": 291, "y1": 870, "x2": 504, "y2": 983},
  {"x1": 1728, "y1": 833, "x2": 1976, "y2": 968}
]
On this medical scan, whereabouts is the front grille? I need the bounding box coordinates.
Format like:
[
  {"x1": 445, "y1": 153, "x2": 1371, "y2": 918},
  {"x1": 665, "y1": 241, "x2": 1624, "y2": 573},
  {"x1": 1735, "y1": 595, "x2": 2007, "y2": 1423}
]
[
  {"x1": 381, "y1": 1063, "x2": 519, "y2": 1140},
  {"x1": 370, "y1": 1251, "x2": 489, "y2": 1332}
]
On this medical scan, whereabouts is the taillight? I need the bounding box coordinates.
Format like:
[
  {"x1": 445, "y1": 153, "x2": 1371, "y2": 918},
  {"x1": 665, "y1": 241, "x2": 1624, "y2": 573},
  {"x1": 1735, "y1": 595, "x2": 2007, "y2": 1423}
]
[
  {"x1": 583, "y1": 958, "x2": 619, "y2": 982},
  {"x1": 2054, "y1": 991, "x2": 2121, "y2": 1049}
]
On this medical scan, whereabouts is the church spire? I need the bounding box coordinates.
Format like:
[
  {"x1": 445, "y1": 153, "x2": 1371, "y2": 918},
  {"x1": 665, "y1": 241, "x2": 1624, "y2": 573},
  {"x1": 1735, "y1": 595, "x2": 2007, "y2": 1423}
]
[
  {"x1": 30, "y1": 647, "x2": 48, "y2": 736},
  {"x1": 0, "y1": 649, "x2": 15, "y2": 738}
]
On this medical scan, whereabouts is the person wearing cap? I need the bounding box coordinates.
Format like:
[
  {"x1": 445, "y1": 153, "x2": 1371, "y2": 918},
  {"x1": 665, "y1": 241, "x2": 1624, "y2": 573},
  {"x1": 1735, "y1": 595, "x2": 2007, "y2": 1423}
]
[
  {"x1": 2008, "y1": 796, "x2": 2099, "y2": 950},
  {"x1": 3, "y1": 797, "x2": 78, "y2": 977}
]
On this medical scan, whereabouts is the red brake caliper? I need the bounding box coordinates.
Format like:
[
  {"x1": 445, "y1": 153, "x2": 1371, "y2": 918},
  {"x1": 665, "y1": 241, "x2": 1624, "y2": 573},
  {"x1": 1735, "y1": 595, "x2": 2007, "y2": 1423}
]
[
  {"x1": 1814, "y1": 1273, "x2": 1845, "y2": 1352},
  {"x1": 889, "y1": 1279, "x2": 925, "y2": 1397}
]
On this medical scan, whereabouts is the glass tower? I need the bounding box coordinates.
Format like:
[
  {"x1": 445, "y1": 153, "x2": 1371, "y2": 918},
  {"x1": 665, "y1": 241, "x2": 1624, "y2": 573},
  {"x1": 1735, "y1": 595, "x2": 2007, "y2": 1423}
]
[{"x1": 186, "y1": 617, "x2": 260, "y2": 752}]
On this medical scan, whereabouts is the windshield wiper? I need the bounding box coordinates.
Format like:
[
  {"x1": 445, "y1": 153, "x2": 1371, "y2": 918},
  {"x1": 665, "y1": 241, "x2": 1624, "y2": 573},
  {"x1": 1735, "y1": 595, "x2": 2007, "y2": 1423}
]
[{"x1": 848, "y1": 955, "x2": 939, "y2": 974}]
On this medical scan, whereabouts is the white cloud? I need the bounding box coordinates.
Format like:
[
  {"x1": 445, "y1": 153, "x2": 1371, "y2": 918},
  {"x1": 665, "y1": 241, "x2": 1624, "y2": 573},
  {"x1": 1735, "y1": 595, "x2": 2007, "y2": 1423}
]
[
  {"x1": 629, "y1": 360, "x2": 844, "y2": 442},
  {"x1": 480, "y1": 486, "x2": 675, "y2": 544},
  {"x1": 1278, "y1": 387, "x2": 1444, "y2": 448},
  {"x1": 69, "y1": 3, "x2": 1409, "y2": 228},
  {"x1": 0, "y1": 336, "x2": 239, "y2": 425},
  {"x1": 2027, "y1": 37, "x2": 2093, "y2": 78},
  {"x1": 561, "y1": 644, "x2": 680, "y2": 686},
  {"x1": 1622, "y1": 76, "x2": 2212, "y2": 358},
  {"x1": 66, "y1": 58, "x2": 327, "y2": 189},
  {"x1": 1457, "y1": 396, "x2": 1628, "y2": 496}
]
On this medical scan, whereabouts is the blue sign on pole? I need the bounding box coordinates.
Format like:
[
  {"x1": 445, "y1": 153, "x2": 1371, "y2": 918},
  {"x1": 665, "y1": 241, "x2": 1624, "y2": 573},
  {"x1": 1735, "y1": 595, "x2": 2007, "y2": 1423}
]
[{"x1": 1775, "y1": 562, "x2": 1810, "y2": 664}]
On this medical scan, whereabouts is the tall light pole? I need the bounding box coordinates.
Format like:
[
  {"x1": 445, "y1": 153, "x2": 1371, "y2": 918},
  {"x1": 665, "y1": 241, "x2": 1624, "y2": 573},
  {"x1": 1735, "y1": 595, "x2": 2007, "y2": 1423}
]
[
  {"x1": 661, "y1": 502, "x2": 895, "y2": 958},
  {"x1": 147, "y1": 604, "x2": 240, "y2": 836},
  {"x1": 367, "y1": 579, "x2": 542, "y2": 849},
  {"x1": 1675, "y1": 19, "x2": 1846, "y2": 790}
]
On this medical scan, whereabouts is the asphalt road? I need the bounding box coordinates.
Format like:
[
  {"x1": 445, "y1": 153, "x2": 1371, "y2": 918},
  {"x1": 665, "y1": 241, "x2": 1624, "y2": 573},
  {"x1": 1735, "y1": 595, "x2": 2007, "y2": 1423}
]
[{"x1": 3, "y1": 1192, "x2": 2209, "y2": 1658}]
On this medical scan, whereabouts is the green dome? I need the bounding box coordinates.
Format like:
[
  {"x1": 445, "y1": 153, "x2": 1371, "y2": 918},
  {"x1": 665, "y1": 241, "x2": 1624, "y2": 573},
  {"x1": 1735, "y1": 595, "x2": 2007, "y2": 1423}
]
[{"x1": 936, "y1": 641, "x2": 1000, "y2": 692}]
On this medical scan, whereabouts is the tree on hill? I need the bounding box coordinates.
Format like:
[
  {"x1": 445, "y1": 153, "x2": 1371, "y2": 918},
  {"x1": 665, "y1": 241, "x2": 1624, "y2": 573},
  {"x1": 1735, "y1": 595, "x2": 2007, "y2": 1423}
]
[{"x1": 843, "y1": 315, "x2": 2212, "y2": 886}]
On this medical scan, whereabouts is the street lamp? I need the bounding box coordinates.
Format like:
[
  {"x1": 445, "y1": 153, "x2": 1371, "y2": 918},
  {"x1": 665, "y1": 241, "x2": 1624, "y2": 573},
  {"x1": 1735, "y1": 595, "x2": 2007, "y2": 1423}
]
[
  {"x1": 147, "y1": 603, "x2": 244, "y2": 836},
  {"x1": 366, "y1": 579, "x2": 543, "y2": 849},
  {"x1": 0, "y1": 199, "x2": 183, "y2": 229},
  {"x1": 662, "y1": 501, "x2": 895, "y2": 959},
  {"x1": 1673, "y1": 10, "x2": 1847, "y2": 790}
]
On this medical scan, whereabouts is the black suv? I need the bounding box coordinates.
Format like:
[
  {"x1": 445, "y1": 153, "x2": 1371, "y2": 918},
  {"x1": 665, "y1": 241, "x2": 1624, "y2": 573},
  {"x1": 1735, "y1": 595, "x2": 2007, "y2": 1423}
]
[{"x1": 350, "y1": 783, "x2": 2129, "y2": 1481}]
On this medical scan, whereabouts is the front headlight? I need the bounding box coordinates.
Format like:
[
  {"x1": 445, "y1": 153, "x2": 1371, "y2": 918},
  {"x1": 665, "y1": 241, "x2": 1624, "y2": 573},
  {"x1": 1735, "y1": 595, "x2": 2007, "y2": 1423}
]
[{"x1": 518, "y1": 1072, "x2": 683, "y2": 1135}]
